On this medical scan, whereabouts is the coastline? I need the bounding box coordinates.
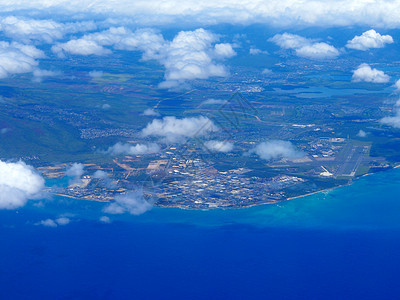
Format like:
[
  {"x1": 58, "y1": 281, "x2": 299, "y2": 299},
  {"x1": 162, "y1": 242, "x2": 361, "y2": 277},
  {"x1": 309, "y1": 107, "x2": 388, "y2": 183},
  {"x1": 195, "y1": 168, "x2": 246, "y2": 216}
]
[
  {"x1": 52, "y1": 167, "x2": 398, "y2": 211},
  {"x1": 286, "y1": 184, "x2": 347, "y2": 202}
]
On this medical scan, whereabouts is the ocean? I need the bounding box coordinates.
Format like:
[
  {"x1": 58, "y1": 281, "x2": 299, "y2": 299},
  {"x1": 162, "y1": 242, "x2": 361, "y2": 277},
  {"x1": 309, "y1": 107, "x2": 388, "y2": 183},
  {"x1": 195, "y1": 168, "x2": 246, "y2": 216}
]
[{"x1": 1, "y1": 168, "x2": 400, "y2": 299}]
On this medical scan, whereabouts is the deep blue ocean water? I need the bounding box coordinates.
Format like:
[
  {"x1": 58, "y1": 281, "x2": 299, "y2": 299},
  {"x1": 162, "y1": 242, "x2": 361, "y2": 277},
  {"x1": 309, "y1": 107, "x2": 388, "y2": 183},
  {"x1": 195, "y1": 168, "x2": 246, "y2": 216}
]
[{"x1": 2, "y1": 169, "x2": 400, "y2": 299}]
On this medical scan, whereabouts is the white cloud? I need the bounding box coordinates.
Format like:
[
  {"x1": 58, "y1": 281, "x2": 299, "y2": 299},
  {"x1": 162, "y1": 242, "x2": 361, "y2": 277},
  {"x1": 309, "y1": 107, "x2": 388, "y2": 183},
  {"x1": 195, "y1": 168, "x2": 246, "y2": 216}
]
[
  {"x1": 0, "y1": 16, "x2": 96, "y2": 43},
  {"x1": 33, "y1": 69, "x2": 61, "y2": 82},
  {"x1": 250, "y1": 140, "x2": 304, "y2": 161},
  {"x1": 52, "y1": 39, "x2": 111, "y2": 57},
  {"x1": 204, "y1": 140, "x2": 234, "y2": 153},
  {"x1": 201, "y1": 98, "x2": 227, "y2": 105},
  {"x1": 142, "y1": 116, "x2": 218, "y2": 142},
  {"x1": 381, "y1": 106, "x2": 400, "y2": 128},
  {"x1": 37, "y1": 219, "x2": 57, "y2": 227},
  {"x1": 214, "y1": 43, "x2": 236, "y2": 58},
  {"x1": 66, "y1": 163, "x2": 84, "y2": 177},
  {"x1": 102, "y1": 103, "x2": 110, "y2": 109},
  {"x1": 346, "y1": 30, "x2": 393, "y2": 51},
  {"x1": 104, "y1": 190, "x2": 152, "y2": 215},
  {"x1": 11, "y1": 42, "x2": 45, "y2": 59},
  {"x1": 0, "y1": 160, "x2": 45, "y2": 209},
  {"x1": 352, "y1": 63, "x2": 390, "y2": 83},
  {"x1": 394, "y1": 79, "x2": 400, "y2": 93},
  {"x1": 93, "y1": 170, "x2": 117, "y2": 189},
  {"x1": 55, "y1": 217, "x2": 70, "y2": 225},
  {"x1": 157, "y1": 29, "x2": 236, "y2": 88},
  {"x1": 89, "y1": 70, "x2": 103, "y2": 78},
  {"x1": 93, "y1": 170, "x2": 108, "y2": 179},
  {"x1": 357, "y1": 130, "x2": 367, "y2": 137},
  {"x1": 36, "y1": 217, "x2": 71, "y2": 227},
  {"x1": 52, "y1": 27, "x2": 235, "y2": 87},
  {"x1": 51, "y1": 26, "x2": 161, "y2": 57},
  {"x1": 0, "y1": 16, "x2": 63, "y2": 43},
  {"x1": 142, "y1": 108, "x2": 160, "y2": 116},
  {"x1": 33, "y1": 69, "x2": 60, "y2": 78},
  {"x1": 2, "y1": 1, "x2": 400, "y2": 28},
  {"x1": 295, "y1": 42, "x2": 339, "y2": 60},
  {"x1": 269, "y1": 33, "x2": 339, "y2": 60},
  {"x1": 249, "y1": 47, "x2": 268, "y2": 55},
  {"x1": 106, "y1": 142, "x2": 160, "y2": 155},
  {"x1": 270, "y1": 33, "x2": 310, "y2": 49},
  {"x1": 262, "y1": 68, "x2": 272, "y2": 75},
  {"x1": 99, "y1": 216, "x2": 111, "y2": 223},
  {"x1": 0, "y1": 41, "x2": 44, "y2": 78}
]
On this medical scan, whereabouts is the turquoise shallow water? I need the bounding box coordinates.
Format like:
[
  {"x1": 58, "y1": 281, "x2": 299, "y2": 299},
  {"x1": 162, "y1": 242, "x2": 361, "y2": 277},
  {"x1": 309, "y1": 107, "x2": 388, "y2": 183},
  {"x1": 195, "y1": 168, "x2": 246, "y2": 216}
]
[
  {"x1": 11, "y1": 167, "x2": 400, "y2": 231},
  {"x1": 1, "y1": 168, "x2": 400, "y2": 299},
  {"x1": 54, "y1": 166, "x2": 400, "y2": 230}
]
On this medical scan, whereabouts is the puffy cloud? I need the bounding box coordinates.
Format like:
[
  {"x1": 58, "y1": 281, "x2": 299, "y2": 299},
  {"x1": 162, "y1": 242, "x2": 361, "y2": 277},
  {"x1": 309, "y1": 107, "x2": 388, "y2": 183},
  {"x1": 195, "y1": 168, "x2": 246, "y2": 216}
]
[
  {"x1": 66, "y1": 163, "x2": 84, "y2": 177},
  {"x1": 11, "y1": 42, "x2": 45, "y2": 59},
  {"x1": 270, "y1": 33, "x2": 310, "y2": 49},
  {"x1": 346, "y1": 30, "x2": 393, "y2": 51},
  {"x1": 111, "y1": 27, "x2": 166, "y2": 58},
  {"x1": 352, "y1": 63, "x2": 390, "y2": 83},
  {"x1": 250, "y1": 140, "x2": 304, "y2": 161},
  {"x1": 104, "y1": 190, "x2": 152, "y2": 215},
  {"x1": 356, "y1": 130, "x2": 368, "y2": 138},
  {"x1": 214, "y1": 43, "x2": 236, "y2": 58},
  {"x1": 53, "y1": 27, "x2": 235, "y2": 87},
  {"x1": 204, "y1": 140, "x2": 234, "y2": 153},
  {"x1": 157, "y1": 29, "x2": 236, "y2": 88},
  {"x1": 0, "y1": 16, "x2": 96, "y2": 43},
  {"x1": 381, "y1": 105, "x2": 400, "y2": 128},
  {"x1": 249, "y1": 47, "x2": 268, "y2": 55},
  {"x1": 55, "y1": 217, "x2": 70, "y2": 225},
  {"x1": 0, "y1": 160, "x2": 45, "y2": 209},
  {"x1": 381, "y1": 115, "x2": 400, "y2": 128},
  {"x1": 36, "y1": 219, "x2": 57, "y2": 227},
  {"x1": 142, "y1": 116, "x2": 218, "y2": 142},
  {"x1": 0, "y1": 41, "x2": 44, "y2": 78},
  {"x1": 106, "y1": 142, "x2": 160, "y2": 155},
  {"x1": 93, "y1": 170, "x2": 117, "y2": 189},
  {"x1": 99, "y1": 216, "x2": 111, "y2": 223},
  {"x1": 142, "y1": 108, "x2": 160, "y2": 116},
  {"x1": 269, "y1": 33, "x2": 339, "y2": 60},
  {"x1": 394, "y1": 79, "x2": 400, "y2": 93},
  {"x1": 52, "y1": 39, "x2": 111, "y2": 57},
  {"x1": 295, "y1": 42, "x2": 339, "y2": 60},
  {"x1": 33, "y1": 69, "x2": 60, "y2": 78},
  {"x1": 0, "y1": 16, "x2": 63, "y2": 43},
  {"x1": 262, "y1": 68, "x2": 272, "y2": 75},
  {"x1": 93, "y1": 170, "x2": 108, "y2": 179},
  {"x1": 2, "y1": 1, "x2": 400, "y2": 28},
  {"x1": 51, "y1": 26, "x2": 163, "y2": 57},
  {"x1": 33, "y1": 69, "x2": 61, "y2": 82},
  {"x1": 35, "y1": 217, "x2": 71, "y2": 227}
]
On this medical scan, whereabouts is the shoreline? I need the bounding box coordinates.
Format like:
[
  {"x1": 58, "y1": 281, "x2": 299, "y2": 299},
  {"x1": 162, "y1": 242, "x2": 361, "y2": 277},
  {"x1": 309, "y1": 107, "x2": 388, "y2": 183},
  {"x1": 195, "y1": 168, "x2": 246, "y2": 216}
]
[
  {"x1": 52, "y1": 167, "x2": 397, "y2": 211},
  {"x1": 286, "y1": 184, "x2": 347, "y2": 202}
]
